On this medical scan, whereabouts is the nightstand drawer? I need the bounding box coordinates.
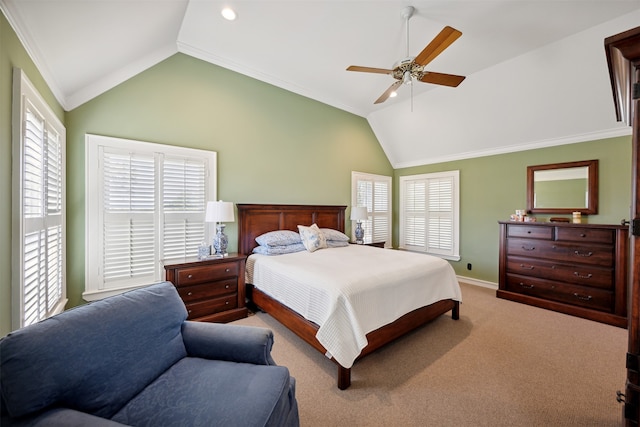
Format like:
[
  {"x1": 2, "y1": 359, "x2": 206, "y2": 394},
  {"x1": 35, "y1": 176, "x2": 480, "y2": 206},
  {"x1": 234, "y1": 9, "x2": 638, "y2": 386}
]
[
  {"x1": 177, "y1": 279, "x2": 237, "y2": 303},
  {"x1": 185, "y1": 294, "x2": 238, "y2": 320},
  {"x1": 175, "y1": 262, "x2": 239, "y2": 286}
]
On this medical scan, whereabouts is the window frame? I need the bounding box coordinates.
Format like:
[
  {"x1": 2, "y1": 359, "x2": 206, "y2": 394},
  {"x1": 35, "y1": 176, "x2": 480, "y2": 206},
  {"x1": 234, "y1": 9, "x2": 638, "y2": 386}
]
[
  {"x1": 399, "y1": 170, "x2": 460, "y2": 261},
  {"x1": 351, "y1": 171, "x2": 392, "y2": 247},
  {"x1": 85, "y1": 134, "x2": 216, "y2": 301},
  {"x1": 11, "y1": 68, "x2": 67, "y2": 330}
]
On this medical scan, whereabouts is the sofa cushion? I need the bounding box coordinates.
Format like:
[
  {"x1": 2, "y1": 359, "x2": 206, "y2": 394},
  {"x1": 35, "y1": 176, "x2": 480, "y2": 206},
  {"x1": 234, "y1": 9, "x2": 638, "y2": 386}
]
[
  {"x1": 0, "y1": 282, "x2": 188, "y2": 419},
  {"x1": 111, "y1": 357, "x2": 297, "y2": 427}
]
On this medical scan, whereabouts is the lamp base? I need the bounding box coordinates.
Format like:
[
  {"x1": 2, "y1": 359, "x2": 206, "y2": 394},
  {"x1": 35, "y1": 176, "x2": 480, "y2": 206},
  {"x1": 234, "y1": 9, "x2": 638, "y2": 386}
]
[
  {"x1": 213, "y1": 223, "x2": 229, "y2": 256},
  {"x1": 355, "y1": 222, "x2": 364, "y2": 245}
]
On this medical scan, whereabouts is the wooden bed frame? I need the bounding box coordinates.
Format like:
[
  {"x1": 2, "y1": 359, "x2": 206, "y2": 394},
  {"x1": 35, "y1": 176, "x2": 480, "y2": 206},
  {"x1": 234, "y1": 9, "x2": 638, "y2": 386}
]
[{"x1": 237, "y1": 203, "x2": 460, "y2": 389}]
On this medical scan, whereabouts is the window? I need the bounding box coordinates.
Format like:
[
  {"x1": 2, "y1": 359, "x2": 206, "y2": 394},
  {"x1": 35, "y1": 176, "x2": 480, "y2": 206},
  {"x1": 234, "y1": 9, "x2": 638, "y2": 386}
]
[
  {"x1": 351, "y1": 172, "x2": 391, "y2": 246},
  {"x1": 85, "y1": 134, "x2": 216, "y2": 301},
  {"x1": 11, "y1": 68, "x2": 67, "y2": 329},
  {"x1": 399, "y1": 170, "x2": 460, "y2": 260}
]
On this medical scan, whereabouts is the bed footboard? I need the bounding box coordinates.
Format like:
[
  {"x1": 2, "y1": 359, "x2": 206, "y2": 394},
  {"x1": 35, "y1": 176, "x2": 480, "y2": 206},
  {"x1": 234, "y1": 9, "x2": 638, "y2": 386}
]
[{"x1": 247, "y1": 284, "x2": 459, "y2": 389}]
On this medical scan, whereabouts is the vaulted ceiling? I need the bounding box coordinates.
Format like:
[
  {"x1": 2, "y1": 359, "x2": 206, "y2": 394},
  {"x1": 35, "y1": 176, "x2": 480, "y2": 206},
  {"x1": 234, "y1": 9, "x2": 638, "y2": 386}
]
[{"x1": 2, "y1": 1, "x2": 639, "y2": 167}]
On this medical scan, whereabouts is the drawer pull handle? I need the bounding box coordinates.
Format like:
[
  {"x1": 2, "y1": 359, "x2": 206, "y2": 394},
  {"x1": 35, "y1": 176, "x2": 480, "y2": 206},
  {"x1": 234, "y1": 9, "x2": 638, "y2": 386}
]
[
  {"x1": 225, "y1": 301, "x2": 229, "y2": 305},
  {"x1": 573, "y1": 272, "x2": 593, "y2": 279},
  {"x1": 521, "y1": 246, "x2": 535, "y2": 251},
  {"x1": 519, "y1": 282, "x2": 534, "y2": 289},
  {"x1": 225, "y1": 284, "x2": 230, "y2": 289},
  {"x1": 188, "y1": 274, "x2": 193, "y2": 279},
  {"x1": 225, "y1": 268, "x2": 230, "y2": 272},
  {"x1": 574, "y1": 250, "x2": 593, "y2": 257},
  {"x1": 519, "y1": 264, "x2": 534, "y2": 270},
  {"x1": 187, "y1": 292, "x2": 193, "y2": 296},
  {"x1": 573, "y1": 293, "x2": 592, "y2": 301},
  {"x1": 580, "y1": 233, "x2": 586, "y2": 238}
]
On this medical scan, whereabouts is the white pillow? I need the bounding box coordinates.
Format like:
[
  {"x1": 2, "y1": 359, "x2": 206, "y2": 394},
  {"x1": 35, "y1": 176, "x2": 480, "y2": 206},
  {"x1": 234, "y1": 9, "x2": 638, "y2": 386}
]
[
  {"x1": 320, "y1": 228, "x2": 350, "y2": 242},
  {"x1": 297, "y1": 223, "x2": 327, "y2": 253}
]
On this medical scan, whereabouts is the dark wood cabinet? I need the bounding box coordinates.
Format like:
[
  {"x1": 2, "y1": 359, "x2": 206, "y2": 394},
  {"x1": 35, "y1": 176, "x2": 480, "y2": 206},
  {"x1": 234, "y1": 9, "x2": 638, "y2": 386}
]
[
  {"x1": 498, "y1": 221, "x2": 628, "y2": 328},
  {"x1": 164, "y1": 254, "x2": 248, "y2": 323}
]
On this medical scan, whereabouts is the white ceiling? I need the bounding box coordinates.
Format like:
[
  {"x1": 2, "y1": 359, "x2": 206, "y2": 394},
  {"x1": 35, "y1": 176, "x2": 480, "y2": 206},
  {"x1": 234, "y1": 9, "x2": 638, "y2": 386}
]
[{"x1": 2, "y1": 0, "x2": 639, "y2": 167}]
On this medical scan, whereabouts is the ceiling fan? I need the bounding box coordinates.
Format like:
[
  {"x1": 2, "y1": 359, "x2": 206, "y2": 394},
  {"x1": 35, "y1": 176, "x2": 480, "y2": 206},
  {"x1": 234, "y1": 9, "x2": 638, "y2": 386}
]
[{"x1": 347, "y1": 6, "x2": 465, "y2": 105}]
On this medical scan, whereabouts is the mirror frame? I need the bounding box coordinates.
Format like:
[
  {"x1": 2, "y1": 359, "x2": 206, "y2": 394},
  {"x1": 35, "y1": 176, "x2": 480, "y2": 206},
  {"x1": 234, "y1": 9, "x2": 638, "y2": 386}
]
[{"x1": 526, "y1": 159, "x2": 598, "y2": 215}]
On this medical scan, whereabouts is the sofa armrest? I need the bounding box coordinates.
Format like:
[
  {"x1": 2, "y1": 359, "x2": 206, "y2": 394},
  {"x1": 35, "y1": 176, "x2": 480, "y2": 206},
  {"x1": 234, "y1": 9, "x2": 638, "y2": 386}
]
[
  {"x1": 181, "y1": 321, "x2": 277, "y2": 365},
  {"x1": 6, "y1": 408, "x2": 129, "y2": 427}
]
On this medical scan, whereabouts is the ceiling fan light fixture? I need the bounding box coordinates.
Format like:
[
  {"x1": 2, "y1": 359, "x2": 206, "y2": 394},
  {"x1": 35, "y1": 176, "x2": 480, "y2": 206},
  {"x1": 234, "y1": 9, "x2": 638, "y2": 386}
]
[
  {"x1": 221, "y1": 7, "x2": 237, "y2": 21},
  {"x1": 402, "y1": 70, "x2": 412, "y2": 85}
]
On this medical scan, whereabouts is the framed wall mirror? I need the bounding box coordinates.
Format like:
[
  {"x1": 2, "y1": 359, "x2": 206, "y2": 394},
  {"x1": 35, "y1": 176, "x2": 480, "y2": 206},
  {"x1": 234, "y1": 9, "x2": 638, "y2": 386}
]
[{"x1": 526, "y1": 159, "x2": 598, "y2": 215}]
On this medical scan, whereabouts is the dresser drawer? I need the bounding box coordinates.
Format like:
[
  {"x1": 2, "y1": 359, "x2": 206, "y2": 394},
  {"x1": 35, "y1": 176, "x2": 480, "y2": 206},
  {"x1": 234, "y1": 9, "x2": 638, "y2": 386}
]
[
  {"x1": 506, "y1": 257, "x2": 613, "y2": 289},
  {"x1": 185, "y1": 294, "x2": 238, "y2": 319},
  {"x1": 175, "y1": 262, "x2": 239, "y2": 286},
  {"x1": 506, "y1": 274, "x2": 613, "y2": 313},
  {"x1": 177, "y1": 279, "x2": 237, "y2": 303},
  {"x1": 506, "y1": 238, "x2": 613, "y2": 267},
  {"x1": 556, "y1": 227, "x2": 614, "y2": 244},
  {"x1": 507, "y1": 224, "x2": 553, "y2": 240}
]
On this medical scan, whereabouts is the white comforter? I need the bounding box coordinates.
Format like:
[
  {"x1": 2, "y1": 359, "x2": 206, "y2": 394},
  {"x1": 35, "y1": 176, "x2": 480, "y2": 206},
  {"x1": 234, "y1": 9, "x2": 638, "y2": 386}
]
[{"x1": 246, "y1": 245, "x2": 462, "y2": 368}]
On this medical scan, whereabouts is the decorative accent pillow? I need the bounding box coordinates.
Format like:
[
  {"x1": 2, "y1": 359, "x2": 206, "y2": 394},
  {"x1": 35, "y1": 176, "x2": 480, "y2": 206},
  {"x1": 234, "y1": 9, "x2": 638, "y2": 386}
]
[
  {"x1": 297, "y1": 224, "x2": 327, "y2": 253},
  {"x1": 255, "y1": 230, "x2": 302, "y2": 247},
  {"x1": 252, "y1": 243, "x2": 306, "y2": 255},
  {"x1": 320, "y1": 228, "x2": 350, "y2": 242}
]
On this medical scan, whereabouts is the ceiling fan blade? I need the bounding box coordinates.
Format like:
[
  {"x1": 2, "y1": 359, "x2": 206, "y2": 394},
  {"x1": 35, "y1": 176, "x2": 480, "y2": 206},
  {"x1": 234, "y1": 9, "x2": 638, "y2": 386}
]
[
  {"x1": 414, "y1": 26, "x2": 462, "y2": 67},
  {"x1": 374, "y1": 81, "x2": 402, "y2": 104},
  {"x1": 347, "y1": 65, "x2": 394, "y2": 75},
  {"x1": 419, "y1": 72, "x2": 466, "y2": 87}
]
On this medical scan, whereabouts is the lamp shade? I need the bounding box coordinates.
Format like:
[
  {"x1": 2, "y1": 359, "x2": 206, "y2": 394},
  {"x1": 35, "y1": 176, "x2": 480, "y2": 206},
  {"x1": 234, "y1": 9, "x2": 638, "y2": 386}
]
[
  {"x1": 205, "y1": 201, "x2": 235, "y2": 223},
  {"x1": 350, "y1": 206, "x2": 368, "y2": 221}
]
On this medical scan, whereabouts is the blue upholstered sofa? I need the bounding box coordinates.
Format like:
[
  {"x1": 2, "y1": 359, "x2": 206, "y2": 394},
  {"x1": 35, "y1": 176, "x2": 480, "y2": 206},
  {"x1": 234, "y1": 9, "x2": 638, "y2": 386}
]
[{"x1": 0, "y1": 281, "x2": 299, "y2": 426}]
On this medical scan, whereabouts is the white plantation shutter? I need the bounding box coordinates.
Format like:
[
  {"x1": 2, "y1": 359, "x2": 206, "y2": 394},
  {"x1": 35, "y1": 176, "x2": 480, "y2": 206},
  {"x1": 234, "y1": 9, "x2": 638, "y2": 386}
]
[
  {"x1": 352, "y1": 172, "x2": 391, "y2": 246},
  {"x1": 85, "y1": 135, "x2": 216, "y2": 300},
  {"x1": 12, "y1": 69, "x2": 66, "y2": 329},
  {"x1": 162, "y1": 157, "x2": 207, "y2": 261},
  {"x1": 400, "y1": 171, "x2": 459, "y2": 260},
  {"x1": 101, "y1": 151, "x2": 156, "y2": 286}
]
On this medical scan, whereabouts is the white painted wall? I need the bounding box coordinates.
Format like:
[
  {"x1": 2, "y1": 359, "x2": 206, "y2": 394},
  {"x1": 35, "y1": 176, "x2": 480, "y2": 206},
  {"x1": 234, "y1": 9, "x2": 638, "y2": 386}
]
[{"x1": 369, "y1": 9, "x2": 639, "y2": 168}]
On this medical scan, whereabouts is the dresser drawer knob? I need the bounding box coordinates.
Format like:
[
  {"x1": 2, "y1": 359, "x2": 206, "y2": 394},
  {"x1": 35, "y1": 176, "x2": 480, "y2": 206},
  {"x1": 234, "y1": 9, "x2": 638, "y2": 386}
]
[
  {"x1": 519, "y1": 282, "x2": 534, "y2": 289},
  {"x1": 225, "y1": 284, "x2": 230, "y2": 289},
  {"x1": 580, "y1": 233, "x2": 586, "y2": 238},
  {"x1": 573, "y1": 293, "x2": 592, "y2": 301},
  {"x1": 573, "y1": 272, "x2": 593, "y2": 279},
  {"x1": 225, "y1": 268, "x2": 230, "y2": 273},
  {"x1": 521, "y1": 246, "x2": 535, "y2": 251},
  {"x1": 188, "y1": 274, "x2": 193, "y2": 279},
  {"x1": 225, "y1": 301, "x2": 229, "y2": 305},
  {"x1": 519, "y1": 264, "x2": 534, "y2": 270},
  {"x1": 574, "y1": 250, "x2": 593, "y2": 257},
  {"x1": 187, "y1": 292, "x2": 193, "y2": 296}
]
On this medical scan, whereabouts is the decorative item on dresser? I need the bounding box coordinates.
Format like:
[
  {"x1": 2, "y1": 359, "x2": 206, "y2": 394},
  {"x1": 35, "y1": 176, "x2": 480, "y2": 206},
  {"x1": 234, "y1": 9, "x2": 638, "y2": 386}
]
[
  {"x1": 163, "y1": 254, "x2": 248, "y2": 323},
  {"x1": 497, "y1": 221, "x2": 628, "y2": 328}
]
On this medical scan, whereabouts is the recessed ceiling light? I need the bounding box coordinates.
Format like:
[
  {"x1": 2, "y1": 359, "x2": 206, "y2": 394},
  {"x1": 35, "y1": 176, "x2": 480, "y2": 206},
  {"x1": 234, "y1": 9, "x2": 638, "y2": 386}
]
[{"x1": 221, "y1": 7, "x2": 237, "y2": 21}]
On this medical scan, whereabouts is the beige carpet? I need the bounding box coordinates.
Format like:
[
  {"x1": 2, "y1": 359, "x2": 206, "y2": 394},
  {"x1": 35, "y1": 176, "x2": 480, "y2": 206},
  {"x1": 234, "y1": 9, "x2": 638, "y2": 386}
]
[{"x1": 233, "y1": 282, "x2": 627, "y2": 426}]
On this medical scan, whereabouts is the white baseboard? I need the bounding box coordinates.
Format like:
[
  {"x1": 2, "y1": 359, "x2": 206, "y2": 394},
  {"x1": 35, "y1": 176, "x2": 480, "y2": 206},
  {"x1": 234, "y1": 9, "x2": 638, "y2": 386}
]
[{"x1": 456, "y1": 275, "x2": 498, "y2": 290}]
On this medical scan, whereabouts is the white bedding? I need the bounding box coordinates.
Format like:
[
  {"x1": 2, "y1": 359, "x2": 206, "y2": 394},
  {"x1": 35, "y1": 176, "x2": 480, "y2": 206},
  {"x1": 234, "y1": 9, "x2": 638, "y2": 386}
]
[{"x1": 245, "y1": 245, "x2": 462, "y2": 368}]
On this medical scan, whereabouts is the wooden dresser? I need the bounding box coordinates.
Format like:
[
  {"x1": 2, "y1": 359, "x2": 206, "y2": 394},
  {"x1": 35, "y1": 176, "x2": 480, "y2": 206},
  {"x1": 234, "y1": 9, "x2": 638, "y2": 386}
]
[
  {"x1": 163, "y1": 254, "x2": 248, "y2": 323},
  {"x1": 497, "y1": 221, "x2": 628, "y2": 327}
]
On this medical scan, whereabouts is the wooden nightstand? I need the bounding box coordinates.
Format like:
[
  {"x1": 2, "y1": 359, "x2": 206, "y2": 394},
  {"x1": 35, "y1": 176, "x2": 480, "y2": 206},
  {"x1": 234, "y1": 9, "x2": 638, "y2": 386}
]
[{"x1": 163, "y1": 254, "x2": 248, "y2": 323}]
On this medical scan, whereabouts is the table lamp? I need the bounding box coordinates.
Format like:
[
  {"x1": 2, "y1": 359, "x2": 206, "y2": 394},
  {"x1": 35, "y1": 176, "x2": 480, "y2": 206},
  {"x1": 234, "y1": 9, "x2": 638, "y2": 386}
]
[{"x1": 205, "y1": 200, "x2": 235, "y2": 256}]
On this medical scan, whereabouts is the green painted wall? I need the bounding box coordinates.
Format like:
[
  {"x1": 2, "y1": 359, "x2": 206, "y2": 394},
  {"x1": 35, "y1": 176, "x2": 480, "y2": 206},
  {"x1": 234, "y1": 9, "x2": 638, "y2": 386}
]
[
  {"x1": 1, "y1": 11, "x2": 65, "y2": 336},
  {"x1": 394, "y1": 136, "x2": 632, "y2": 283},
  {"x1": 64, "y1": 53, "x2": 392, "y2": 309}
]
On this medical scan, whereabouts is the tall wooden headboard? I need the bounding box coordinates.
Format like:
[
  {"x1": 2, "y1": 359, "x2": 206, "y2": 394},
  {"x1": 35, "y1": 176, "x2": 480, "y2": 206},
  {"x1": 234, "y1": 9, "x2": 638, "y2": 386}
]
[{"x1": 237, "y1": 204, "x2": 347, "y2": 255}]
